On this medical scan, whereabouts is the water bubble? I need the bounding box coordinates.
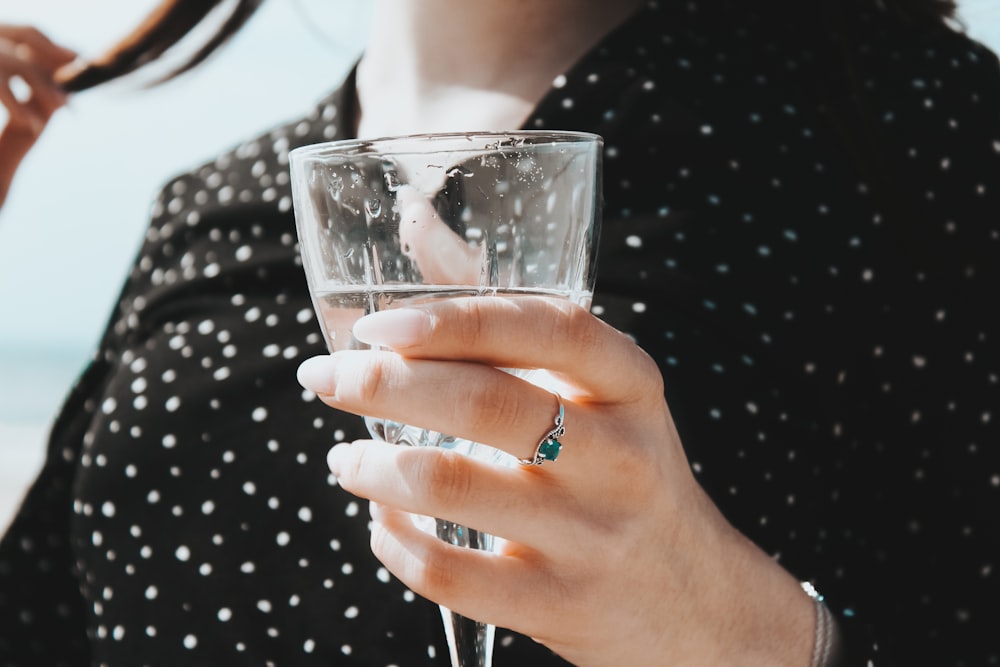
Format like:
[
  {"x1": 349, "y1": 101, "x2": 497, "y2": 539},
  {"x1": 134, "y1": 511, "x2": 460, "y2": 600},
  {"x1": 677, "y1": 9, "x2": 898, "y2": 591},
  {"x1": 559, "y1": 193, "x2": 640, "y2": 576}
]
[
  {"x1": 515, "y1": 157, "x2": 537, "y2": 175},
  {"x1": 446, "y1": 166, "x2": 475, "y2": 179},
  {"x1": 325, "y1": 173, "x2": 344, "y2": 200},
  {"x1": 364, "y1": 198, "x2": 382, "y2": 218},
  {"x1": 384, "y1": 170, "x2": 402, "y2": 192}
]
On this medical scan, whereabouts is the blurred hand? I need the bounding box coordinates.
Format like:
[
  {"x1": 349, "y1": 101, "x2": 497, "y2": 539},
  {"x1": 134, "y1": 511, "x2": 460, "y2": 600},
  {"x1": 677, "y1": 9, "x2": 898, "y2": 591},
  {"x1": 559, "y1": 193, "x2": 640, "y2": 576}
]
[
  {"x1": 396, "y1": 185, "x2": 482, "y2": 284},
  {"x1": 297, "y1": 297, "x2": 817, "y2": 666},
  {"x1": 0, "y1": 25, "x2": 77, "y2": 210}
]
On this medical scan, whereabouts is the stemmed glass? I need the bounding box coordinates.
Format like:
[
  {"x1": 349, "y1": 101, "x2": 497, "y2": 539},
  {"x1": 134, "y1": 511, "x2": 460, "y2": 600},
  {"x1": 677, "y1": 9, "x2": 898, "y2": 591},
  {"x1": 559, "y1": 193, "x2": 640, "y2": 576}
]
[{"x1": 289, "y1": 131, "x2": 602, "y2": 667}]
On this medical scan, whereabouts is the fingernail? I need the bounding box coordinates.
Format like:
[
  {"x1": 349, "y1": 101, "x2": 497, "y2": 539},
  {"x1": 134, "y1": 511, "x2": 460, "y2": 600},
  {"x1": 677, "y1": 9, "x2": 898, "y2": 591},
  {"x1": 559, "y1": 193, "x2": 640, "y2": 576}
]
[
  {"x1": 296, "y1": 355, "x2": 337, "y2": 394},
  {"x1": 353, "y1": 309, "x2": 430, "y2": 348},
  {"x1": 327, "y1": 443, "x2": 349, "y2": 476}
]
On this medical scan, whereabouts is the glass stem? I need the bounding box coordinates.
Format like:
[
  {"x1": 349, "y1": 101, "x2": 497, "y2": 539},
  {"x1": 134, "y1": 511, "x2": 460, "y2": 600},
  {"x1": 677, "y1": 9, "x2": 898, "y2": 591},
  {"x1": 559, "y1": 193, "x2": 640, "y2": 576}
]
[
  {"x1": 436, "y1": 518, "x2": 496, "y2": 667},
  {"x1": 440, "y1": 606, "x2": 495, "y2": 667}
]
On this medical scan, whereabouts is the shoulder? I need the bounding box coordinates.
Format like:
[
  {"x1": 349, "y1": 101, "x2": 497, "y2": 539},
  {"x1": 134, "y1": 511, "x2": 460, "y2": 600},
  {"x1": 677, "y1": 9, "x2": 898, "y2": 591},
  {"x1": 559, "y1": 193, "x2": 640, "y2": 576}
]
[
  {"x1": 148, "y1": 82, "x2": 354, "y2": 231},
  {"x1": 114, "y1": 81, "x2": 355, "y2": 312}
]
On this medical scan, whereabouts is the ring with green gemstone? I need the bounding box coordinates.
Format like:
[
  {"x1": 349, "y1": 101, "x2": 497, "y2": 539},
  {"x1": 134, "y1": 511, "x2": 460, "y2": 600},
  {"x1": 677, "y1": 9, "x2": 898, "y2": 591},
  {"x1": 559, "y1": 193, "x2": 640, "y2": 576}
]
[{"x1": 518, "y1": 394, "x2": 566, "y2": 466}]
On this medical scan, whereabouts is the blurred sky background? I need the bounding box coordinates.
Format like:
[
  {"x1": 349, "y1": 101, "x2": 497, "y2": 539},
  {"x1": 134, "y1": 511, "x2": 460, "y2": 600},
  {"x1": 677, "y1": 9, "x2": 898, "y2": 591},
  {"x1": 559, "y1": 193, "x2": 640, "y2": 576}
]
[
  {"x1": 0, "y1": 0, "x2": 998, "y2": 527},
  {"x1": 0, "y1": 0, "x2": 370, "y2": 526}
]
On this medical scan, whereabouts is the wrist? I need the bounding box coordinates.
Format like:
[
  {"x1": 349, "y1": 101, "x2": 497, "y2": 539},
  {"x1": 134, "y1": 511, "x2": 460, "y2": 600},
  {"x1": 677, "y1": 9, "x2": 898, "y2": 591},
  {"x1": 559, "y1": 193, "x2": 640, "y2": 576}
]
[{"x1": 676, "y1": 505, "x2": 817, "y2": 666}]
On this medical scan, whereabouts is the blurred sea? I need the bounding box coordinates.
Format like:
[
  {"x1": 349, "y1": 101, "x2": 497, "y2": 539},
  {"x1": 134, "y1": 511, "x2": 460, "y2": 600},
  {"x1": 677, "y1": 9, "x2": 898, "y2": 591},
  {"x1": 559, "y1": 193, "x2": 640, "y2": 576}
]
[
  {"x1": 0, "y1": 343, "x2": 88, "y2": 425},
  {"x1": 0, "y1": 343, "x2": 89, "y2": 528},
  {"x1": 0, "y1": 350, "x2": 69, "y2": 529}
]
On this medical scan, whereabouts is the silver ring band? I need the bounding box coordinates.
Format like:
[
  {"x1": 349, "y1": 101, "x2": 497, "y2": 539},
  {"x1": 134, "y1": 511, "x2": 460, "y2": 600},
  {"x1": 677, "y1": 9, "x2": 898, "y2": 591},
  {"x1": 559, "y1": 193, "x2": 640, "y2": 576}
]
[{"x1": 518, "y1": 393, "x2": 566, "y2": 466}]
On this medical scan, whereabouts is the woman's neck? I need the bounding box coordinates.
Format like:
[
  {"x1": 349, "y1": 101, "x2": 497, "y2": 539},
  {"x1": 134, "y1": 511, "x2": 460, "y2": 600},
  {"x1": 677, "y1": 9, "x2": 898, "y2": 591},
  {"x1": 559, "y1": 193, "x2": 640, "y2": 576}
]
[{"x1": 355, "y1": 0, "x2": 644, "y2": 137}]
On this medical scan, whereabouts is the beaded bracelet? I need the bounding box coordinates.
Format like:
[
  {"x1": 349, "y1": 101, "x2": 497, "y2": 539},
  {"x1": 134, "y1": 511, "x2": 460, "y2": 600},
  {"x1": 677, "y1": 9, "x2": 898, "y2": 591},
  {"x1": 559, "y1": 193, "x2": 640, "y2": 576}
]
[{"x1": 801, "y1": 582, "x2": 843, "y2": 667}]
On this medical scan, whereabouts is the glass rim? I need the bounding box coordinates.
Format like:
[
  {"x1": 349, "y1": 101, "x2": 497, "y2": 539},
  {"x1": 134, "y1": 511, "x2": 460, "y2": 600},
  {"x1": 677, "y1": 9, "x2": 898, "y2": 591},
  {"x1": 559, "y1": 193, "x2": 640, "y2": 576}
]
[{"x1": 288, "y1": 130, "x2": 603, "y2": 161}]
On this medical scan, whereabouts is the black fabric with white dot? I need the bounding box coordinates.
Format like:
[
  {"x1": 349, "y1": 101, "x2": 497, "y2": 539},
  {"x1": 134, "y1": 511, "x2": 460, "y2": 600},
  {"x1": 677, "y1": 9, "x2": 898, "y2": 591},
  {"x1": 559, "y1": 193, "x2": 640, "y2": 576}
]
[{"x1": 2, "y1": 1, "x2": 999, "y2": 664}]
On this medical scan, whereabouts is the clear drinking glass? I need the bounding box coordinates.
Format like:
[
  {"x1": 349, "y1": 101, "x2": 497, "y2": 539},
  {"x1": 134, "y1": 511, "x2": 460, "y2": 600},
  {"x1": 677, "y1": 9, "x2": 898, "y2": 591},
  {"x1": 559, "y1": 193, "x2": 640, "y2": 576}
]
[{"x1": 289, "y1": 131, "x2": 602, "y2": 667}]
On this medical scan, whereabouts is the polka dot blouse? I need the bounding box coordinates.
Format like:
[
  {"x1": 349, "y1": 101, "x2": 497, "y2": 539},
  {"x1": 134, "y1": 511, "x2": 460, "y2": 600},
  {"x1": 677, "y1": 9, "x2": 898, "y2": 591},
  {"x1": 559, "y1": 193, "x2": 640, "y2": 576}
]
[{"x1": 2, "y1": 1, "x2": 999, "y2": 665}]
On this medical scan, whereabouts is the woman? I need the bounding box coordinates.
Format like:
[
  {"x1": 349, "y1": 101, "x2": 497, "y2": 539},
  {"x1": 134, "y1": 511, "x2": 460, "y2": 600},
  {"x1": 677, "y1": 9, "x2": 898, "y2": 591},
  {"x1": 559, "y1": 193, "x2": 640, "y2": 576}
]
[{"x1": 2, "y1": 0, "x2": 998, "y2": 664}]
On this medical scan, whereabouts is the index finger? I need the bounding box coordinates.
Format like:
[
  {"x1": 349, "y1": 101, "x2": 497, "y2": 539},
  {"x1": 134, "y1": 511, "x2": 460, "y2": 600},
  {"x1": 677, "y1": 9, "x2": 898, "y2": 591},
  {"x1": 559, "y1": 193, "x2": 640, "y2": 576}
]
[
  {"x1": 0, "y1": 25, "x2": 77, "y2": 67},
  {"x1": 351, "y1": 296, "x2": 661, "y2": 403}
]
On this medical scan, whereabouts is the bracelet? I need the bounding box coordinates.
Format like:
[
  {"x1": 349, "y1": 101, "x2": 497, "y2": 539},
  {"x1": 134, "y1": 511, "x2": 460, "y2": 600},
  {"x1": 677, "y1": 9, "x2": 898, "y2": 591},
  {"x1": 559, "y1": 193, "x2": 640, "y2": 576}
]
[{"x1": 800, "y1": 582, "x2": 842, "y2": 667}]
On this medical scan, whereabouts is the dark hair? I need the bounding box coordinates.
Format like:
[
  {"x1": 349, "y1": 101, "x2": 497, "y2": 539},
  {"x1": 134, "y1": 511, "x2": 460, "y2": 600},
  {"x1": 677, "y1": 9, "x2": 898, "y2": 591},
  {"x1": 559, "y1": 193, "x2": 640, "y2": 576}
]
[
  {"x1": 59, "y1": 0, "x2": 264, "y2": 92},
  {"x1": 883, "y1": 0, "x2": 958, "y2": 23}
]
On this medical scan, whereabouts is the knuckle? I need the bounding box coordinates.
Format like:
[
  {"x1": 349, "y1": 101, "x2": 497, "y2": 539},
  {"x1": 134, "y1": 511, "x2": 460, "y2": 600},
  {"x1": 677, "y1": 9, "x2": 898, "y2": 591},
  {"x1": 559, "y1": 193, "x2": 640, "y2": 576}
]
[
  {"x1": 368, "y1": 516, "x2": 392, "y2": 560},
  {"x1": 450, "y1": 298, "x2": 490, "y2": 350},
  {"x1": 368, "y1": 508, "x2": 460, "y2": 599},
  {"x1": 2, "y1": 24, "x2": 25, "y2": 38},
  {"x1": 632, "y1": 348, "x2": 665, "y2": 397},
  {"x1": 611, "y1": 443, "x2": 659, "y2": 490},
  {"x1": 417, "y1": 549, "x2": 459, "y2": 597},
  {"x1": 332, "y1": 443, "x2": 366, "y2": 489},
  {"x1": 583, "y1": 432, "x2": 662, "y2": 505},
  {"x1": 412, "y1": 449, "x2": 474, "y2": 511},
  {"x1": 531, "y1": 568, "x2": 579, "y2": 623},
  {"x1": 348, "y1": 354, "x2": 388, "y2": 406},
  {"x1": 462, "y1": 375, "x2": 525, "y2": 437},
  {"x1": 10, "y1": 25, "x2": 42, "y2": 46},
  {"x1": 547, "y1": 300, "x2": 605, "y2": 359}
]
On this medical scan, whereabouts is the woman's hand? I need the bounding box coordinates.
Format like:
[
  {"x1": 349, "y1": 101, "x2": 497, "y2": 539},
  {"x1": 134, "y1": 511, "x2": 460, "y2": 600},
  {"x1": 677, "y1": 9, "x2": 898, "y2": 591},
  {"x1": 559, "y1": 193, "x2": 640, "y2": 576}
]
[
  {"x1": 297, "y1": 297, "x2": 816, "y2": 666},
  {"x1": 0, "y1": 25, "x2": 77, "y2": 209}
]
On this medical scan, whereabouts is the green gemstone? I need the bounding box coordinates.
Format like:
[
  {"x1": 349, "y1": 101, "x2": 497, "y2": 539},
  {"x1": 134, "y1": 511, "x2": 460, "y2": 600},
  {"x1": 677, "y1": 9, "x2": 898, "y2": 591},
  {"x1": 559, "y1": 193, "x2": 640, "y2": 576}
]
[{"x1": 538, "y1": 438, "x2": 562, "y2": 462}]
